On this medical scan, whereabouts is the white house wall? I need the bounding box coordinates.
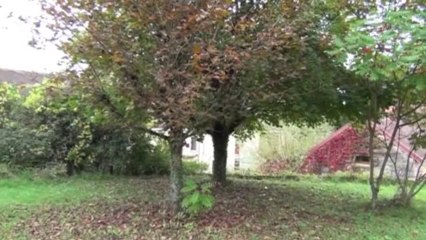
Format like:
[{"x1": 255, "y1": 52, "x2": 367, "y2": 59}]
[
  {"x1": 373, "y1": 146, "x2": 422, "y2": 180},
  {"x1": 182, "y1": 134, "x2": 264, "y2": 173},
  {"x1": 237, "y1": 134, "x2": 261, "y2": 171},
  {"x1": 182, "y1": 135, "x2": 238, "y2": 174}
]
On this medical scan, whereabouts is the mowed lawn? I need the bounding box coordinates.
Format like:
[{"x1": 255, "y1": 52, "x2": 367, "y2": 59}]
[{"x1": 1, "y1": 174, "x2": 425, "y2": 240}]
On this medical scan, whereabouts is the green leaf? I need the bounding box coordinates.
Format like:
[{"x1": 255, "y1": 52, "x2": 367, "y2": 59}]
[
  {"x1": 200, "y1": 195, "x2": 215, "y2": 208},
  {"x1": 182, "y1": 195, "x2": 192, "y2": 208},
  {"x1": 400, "y1": 54, "x2": 421, "y2": 63},
  {"x1": 325, "y1": 48, "x2": 343, "y2": 57},
  {"x1": 412, "y1": 75, "x2": 426, "y2": 90},
  {"x1": 359, "y1": 35, "x2": 375, "y2": 46},
  {"x1": 333, "y1": 36, "x2": 345, "y2": 48},
  {"x1": 190, "y1": 191, "x2": 201, "y2": 204},
  {"x1": 200, "y1": 182, "x2": 212, "y2": 193},
  {"x1": 181, "y1": 179, "x2": 197, "y2": 193}
]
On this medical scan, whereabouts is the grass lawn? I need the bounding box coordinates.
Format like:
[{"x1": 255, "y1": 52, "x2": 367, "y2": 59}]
[{"x1": 0, "y1": 174, "x2": 425, "y2": 239}]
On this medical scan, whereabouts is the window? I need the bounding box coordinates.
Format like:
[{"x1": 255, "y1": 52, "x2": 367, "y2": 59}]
[{"x1": 355, "y1": 156, "x2": 370, "y2": 163}]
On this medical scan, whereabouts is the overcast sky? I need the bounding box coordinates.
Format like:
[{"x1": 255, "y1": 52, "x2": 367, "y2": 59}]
[{"x1": 0, "y1": 0, "x2": 64, "y2": 73}]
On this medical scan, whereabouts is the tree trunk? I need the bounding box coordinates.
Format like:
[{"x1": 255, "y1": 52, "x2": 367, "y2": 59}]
[
  {"x1": 66, "y1": 162, "x2": 75, "y2": 176},
  {"x1": 371, "y1": 187, "x2": 379, "y2": 209},
  {"x1": 369, "y1": 131, "x2": 379, "y2": 210},
  {"x1": 169, "y1": 130, "x2": 184, "y2": 214},
  {"x1": 368, "y1": 126, "x2": 378, "y2": 209},
  {"x1": 367, "y1": 86, "x2": 379, "y2": 210},
  {"x1": 212, "y1": 125, "x2": 230, "y2": 185},
  {"x1": 393, "y1": 189, "x2": 412, "y2": 207}
]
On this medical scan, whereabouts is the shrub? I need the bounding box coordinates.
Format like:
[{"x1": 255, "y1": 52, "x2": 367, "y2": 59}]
[
  {"x1": 1, "y1": 80, "x2": 171, "y2": 177},
  {"x1": 257, "y1": 123, "x2": 333, "y2": 174},
  {"x1": 0, "y1": 82, "x2": 93, "y2": 172},
  {"x1": 91, "y1": 129, "x2": 171, "y2": 176},
  {"x1": 0, "y1": 83, "x2": 21, "y2": 128},
  {"x1": 34, "y1": 163, "x2": 68, "y2": 179},
  {"x1": 181, "y1": 178, "x2": 215, "y2": 215},
  {"x1": 0, "y1": 125, "x2": 54, "y2": 167},
  {"x1": 183, "y1": 160, "x2": 208, "y2": 175},
  {"x1": 131, "y1": 141, "x2": 170, "y2": 175},
  {"x1": 0, "y1": 164, "x2": 14, "y2": 179}
]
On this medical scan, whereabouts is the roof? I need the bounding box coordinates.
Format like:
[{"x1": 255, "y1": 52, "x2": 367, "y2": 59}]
[
  {"x1": 306, "y1": 123, "x2": 353, "y2": 155},
  {"x1": 302, "y1": 118, "x2": 426, "y2": 173},
  {"x1": 376, "y1": 118, "x2": 425, "y2": 163},
  {"x1": 0, "y1": 68, "x2": 46, "y2": 85},
  {"x1": 302, "y1": 124, "x2": 361, "y2": 173}
]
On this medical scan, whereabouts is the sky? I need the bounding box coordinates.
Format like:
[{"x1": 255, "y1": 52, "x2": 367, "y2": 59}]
[{"x1": 0, "y1": 0, "x2": 64, "y2": 73}]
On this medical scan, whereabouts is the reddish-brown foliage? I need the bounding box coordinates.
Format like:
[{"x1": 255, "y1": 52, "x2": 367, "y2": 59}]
[{"x1": 301, "y1": 124, "x2": 362, "y2": 174}]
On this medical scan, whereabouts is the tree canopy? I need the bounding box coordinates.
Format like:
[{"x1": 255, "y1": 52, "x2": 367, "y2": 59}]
[
  {"x1": 328, "y1": 2, "x2": 425, "y2": 208},
  {"x1": 34, "y1": 0, "x2": 393, "y2": 210}
]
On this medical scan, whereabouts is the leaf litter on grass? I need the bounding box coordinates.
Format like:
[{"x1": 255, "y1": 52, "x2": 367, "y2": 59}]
[{"x1": 1, "y1": 176, "x2": 425, "y2": 239}]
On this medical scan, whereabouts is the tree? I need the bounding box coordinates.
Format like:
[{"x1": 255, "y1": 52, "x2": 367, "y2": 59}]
[
  {"x1": 377, "y1": 105, "x2": 426, "y2": 206},
  {"x1": 0, "y1": 83, "x2": 21, "y2": 128},
  {"x1": 36, "y1": 0, "x2": 375, "y2": 210},
  {"x1": 40, "y1": 0, "x2": 304, "y2": 210},
  {"x1": 37, "y1": 0, "x2": 181, "y2": 211},
  {"x1": 204, "y1": 0, "x2": 375, "y2": 184},
  {"x1": 36, "y1": 0, "x2": 366, "y2": 190},
  {"x1": 329, "y1": 6, "x2": 425, "y2": 208}
]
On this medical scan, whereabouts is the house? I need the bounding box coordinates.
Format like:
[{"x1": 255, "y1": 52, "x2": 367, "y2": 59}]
[
  {"x1": 302, "y1": 119, "x2": 426, "y2": 178},
  {"x1": 182, "y1": 134, "x2": 261, "y2": 173},
  {"x1": 182, "y1": 124, "x2": 334, "y2": 174}
]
